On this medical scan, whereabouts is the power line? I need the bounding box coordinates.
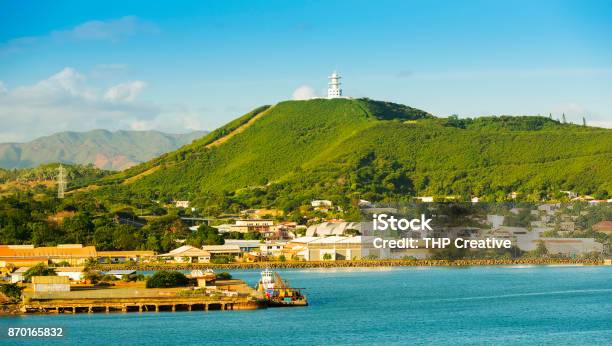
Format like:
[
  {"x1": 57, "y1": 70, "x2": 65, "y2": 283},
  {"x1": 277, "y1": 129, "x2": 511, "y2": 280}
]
[{"x1": 57, "y1": 164, "x2": 67, "y2": 199}]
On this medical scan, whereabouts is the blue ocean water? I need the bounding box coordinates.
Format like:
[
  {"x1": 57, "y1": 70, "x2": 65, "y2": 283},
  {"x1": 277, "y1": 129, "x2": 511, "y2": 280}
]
[{"x1": 2, "y1": 266, "x2": 611, "y2": 345}]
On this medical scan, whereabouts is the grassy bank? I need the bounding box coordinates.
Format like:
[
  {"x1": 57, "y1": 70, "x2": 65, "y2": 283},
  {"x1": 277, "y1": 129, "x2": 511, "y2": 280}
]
[{"x1": 94, "y1": 258, "x2": 603, "y2": 271}]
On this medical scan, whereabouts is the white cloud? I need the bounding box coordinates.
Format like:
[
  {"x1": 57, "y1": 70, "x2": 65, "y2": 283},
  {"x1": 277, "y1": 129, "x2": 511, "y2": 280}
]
[
  {"x1": 551, "y1": 102, "x2": 611, "y2": 127},
  {"x1": 0, "y1": 16, "x2": 158, "y2": 55},
  {"x1": 0, "y1": 67, "x2": 211, "y2": 142},
  {"x1": 104, "y1": 81, "x2": 146, "y2": 102},
  {"x1": 0, "y1": 67, "x2": 157, "y2": 142},
  {"x1": 55, "y1": 16, "x2": 157, "y2": 41},
  {"x1": 292, "y1": 85, "x2": 317, "y2": 100}
]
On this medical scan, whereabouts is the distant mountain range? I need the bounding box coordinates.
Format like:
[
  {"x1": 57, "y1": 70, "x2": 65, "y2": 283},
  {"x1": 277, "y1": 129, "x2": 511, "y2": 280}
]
[{"x1": 0, "y1": 129, "x2": 207, "y2": 171}]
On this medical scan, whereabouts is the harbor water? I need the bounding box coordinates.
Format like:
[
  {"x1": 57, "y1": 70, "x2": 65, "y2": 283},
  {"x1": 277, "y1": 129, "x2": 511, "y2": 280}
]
[{"x1": 2, "y1": 265, "x2": 612, "y2": 345}]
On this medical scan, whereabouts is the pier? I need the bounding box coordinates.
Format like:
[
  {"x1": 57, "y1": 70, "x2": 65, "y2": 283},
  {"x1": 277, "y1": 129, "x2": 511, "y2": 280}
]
[{"x1": 21, "y1": 296, "x2": 264, "y2": 314}]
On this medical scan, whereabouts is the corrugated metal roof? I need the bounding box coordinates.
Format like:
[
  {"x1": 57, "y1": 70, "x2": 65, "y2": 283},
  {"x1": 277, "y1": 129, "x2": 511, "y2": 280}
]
[
  {"x1": 0, "y1": 245, "x2": 97, "y2": 258},
  {"x1": 97, "y1": 251, "x2": 155, "y2": 257}
]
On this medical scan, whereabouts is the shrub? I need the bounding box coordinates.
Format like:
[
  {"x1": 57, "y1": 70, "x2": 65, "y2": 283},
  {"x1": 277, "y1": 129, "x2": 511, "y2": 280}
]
[
  {"x1": 211, "y1": 255, "x2": 234, "y2": 264},
  {"x1": 101, "y1": 274, "x2": 118, "y2": 282},
  {"x1": 146, "y1": 271, "x2": 190, "y2": 288},
  {"x1": 215, "y1": 272, "x2": 232, "y2": 280},
  {"x1": 84, "y1": 270, "x2": 103, "y2": 284},
  {"x1": 24, "y1": 264, "x2": 56, "y2": 282},
  {"x1": 0, "y1": 283, "x2": 24, "y2": 303}
]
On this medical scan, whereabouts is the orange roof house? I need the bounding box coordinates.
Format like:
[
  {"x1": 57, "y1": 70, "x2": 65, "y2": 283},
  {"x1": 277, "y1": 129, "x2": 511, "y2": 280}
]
[{"x1": 592, "y1": 221, "x2": 612, "y2": 234}]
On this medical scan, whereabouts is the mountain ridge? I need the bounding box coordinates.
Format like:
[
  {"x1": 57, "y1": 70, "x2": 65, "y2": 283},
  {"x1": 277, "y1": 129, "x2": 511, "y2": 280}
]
[{"x1": 0, "y1": 129, "x2": 208, "y2": 171}]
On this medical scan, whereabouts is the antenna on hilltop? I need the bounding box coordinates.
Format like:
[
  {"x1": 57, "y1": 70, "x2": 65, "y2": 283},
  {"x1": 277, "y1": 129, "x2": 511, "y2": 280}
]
[{"x1": 57, "y1": 164, "x2": 67, "y2": 199}]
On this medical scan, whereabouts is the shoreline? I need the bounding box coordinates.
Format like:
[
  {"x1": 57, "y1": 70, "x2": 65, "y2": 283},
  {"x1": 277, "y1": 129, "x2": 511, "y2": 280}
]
[{"x1": 94, "y1": 258, "x2": 605, "y2": 271}]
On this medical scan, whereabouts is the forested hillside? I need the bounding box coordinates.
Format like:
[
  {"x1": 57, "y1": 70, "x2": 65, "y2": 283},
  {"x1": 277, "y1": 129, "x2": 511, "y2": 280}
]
[{"x1": 82, "y1": 98, "x2": 611, "y2": 214}]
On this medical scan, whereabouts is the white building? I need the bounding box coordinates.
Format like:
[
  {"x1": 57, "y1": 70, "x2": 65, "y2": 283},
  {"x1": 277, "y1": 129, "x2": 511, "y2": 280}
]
[
  {"x1": 10, "y1": 267, "x2": 29, "y2": 283},
  {"x1": 223, "y1": 240, "x2": 262, "y2": 252},
  {"x1": 537, "y1": 238, "x2": 603, "y2": 256},
  {"x1": 260, "y1": 242, "x2": 286, "y2": 257},
  {"x1": 175, "y1": 200, "x2": 190, "y2": 208},
  {"x1": 311, "y1": 200, "x2": 333, "y2": 208},
  {"x1": 54, "y1": 266, "x2": 85, "y2": 281},
  {"x1": 327, "y1": 71, "x2": 342, "y2": 98},
  {"x1": 158, "y1": 245, "x2": 211, "y2": 263},
  {"x1": 415, "y1": 196, "x2": 434, "y2": 203},
  {"x1": 306, "y1": 221, "x2": 364, "y2": 237},
  {"x1": 287, "y1": 236, "x2": 391, "y2": 261},
  {"x1": 32, "y1": 276, "x2": 70, "y2": 292}
]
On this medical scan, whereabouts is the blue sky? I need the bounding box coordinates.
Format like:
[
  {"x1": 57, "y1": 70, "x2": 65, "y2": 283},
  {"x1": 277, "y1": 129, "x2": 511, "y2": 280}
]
[{"x1": 1, "y1": 0, "x2": 611, "y2": 142}]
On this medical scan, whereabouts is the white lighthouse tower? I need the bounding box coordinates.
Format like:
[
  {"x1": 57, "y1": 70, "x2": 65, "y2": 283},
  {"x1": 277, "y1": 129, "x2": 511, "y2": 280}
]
[{"x1": 327, "y1": 71, "x2": 342, "y2": 99}]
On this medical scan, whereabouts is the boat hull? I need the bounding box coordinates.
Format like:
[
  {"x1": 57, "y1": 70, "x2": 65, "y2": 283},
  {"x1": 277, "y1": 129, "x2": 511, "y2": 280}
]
[{"x1": 265, "y1": 299, "x2": 308, "y2": 307}]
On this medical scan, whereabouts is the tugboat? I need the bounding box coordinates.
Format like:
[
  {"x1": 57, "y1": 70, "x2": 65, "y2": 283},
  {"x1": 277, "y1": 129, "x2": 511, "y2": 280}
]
[{"x1": 257, "y1": 269, "x2": 308, "y2": 307}]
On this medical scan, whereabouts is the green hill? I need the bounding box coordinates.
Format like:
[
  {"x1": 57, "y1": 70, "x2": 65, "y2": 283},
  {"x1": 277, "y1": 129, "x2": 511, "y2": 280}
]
[
  {"x1": 91, "y1": 98, "x2": 611, "y2": 210},
  {"x1": 0, "y1": 129, "x2": 207, "y2": 171}
]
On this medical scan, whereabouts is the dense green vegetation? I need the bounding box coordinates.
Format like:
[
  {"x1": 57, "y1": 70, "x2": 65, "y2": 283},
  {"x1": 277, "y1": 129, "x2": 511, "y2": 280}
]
[
  {"x1": 0, "y1": 283, "x2": 24, "y2": 303},
  {"x1": 86, "y1": 98, "x2": 610, "y2": 215},
  {"x1": 145, "y1": 270, "x2": 190, "y2": 288},
  {"x1": 0, "y1": 163, "x2": 109, "y2": 188},
  {"x1": 0, "y1": 129, "x2": 206, "y2": 170},
  {"x1": 0, "y1": 98, "x2": 610, "y2": 251}
]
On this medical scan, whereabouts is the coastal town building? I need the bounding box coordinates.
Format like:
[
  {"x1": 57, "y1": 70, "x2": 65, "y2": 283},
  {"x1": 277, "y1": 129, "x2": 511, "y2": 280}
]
[
  {"x1": 415, "y1": 196, "x2": 434, "y2": 203},
  {"x1": 158, "y1": 245, "x2": 211, "y2": 263},
  {"x1": 32, "y1": 276, "x2": 70, "y2": 293},
  {"x1": 260, "y1": 242, "x2": 286, "y2": 257},
  {"x1": 175, "y1": 200, "x2": 190, "y2": 208},
  {"x1": 286, "y1": 236, "x2": 390, "y2": 261},
  {"x1": 212, "y1": 223, "x2": 235, "y2": 234},
  {"x1": 223, "y1": 240, "x2": 262, "y2": 253},
  {"x1": 305, "y1": 221, "x2": 364, "y2": 237},
  {"x1": 10, "y1": 267, "x2": 29, "y2": 283},
  {"x1": 201, "y1": 244, "x2": 242, "y2": 258},
  {"x1": 217, "y1": 219, "x2": 275, "y2": 234},
  {"x1": 0, "y1": 244, "x2": 97, "y2": 266},
  {"x1": 536, "y1": 238, "x2": 603, "y2": 256},
  {"x1": 97, "y1": 251, "x2": 156, "y2": 264},
  {"x1": 593, "y1": 221, "x2": 612, "y2": 234},
  {"x1": 311, "y1": 200, "x2": 333, "y2": 208},
  {"x1": 54, "y1": 266, "x2": 85, "y2": 281}
]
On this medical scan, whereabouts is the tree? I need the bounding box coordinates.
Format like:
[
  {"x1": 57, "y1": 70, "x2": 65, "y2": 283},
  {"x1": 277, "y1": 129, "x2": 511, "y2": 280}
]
[
  {"x1": 534, "y1": 241, "x2": 548, "y2": 257},
  {"x1": 343, "y1": 229, "x2": 361, "y2": 236},
  {"x1": 83, "y1": 270, "x2": 102, "y2": 284},
  {"x1": 215, "y1": 272, "x2": 232, "y2": 280},
  {"x1": 146, "y1": 271, "x2": 190, "y2": 288},
  {"x1": 0, "y1": 283, "x2": 24, "y2": 303},
  {"x1": 187, "y1": 224, "x2": 224, "y2": 247},
  {"x1": 24, "y1": 264, "x2": 56, "y2": 282}
]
